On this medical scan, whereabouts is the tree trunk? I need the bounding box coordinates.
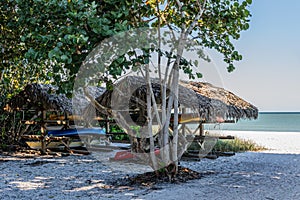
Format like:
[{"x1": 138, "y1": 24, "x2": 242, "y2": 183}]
[
  {"x1": 146, "y1": 64, "x2": 158, "y2": 170},
  {"x1": 170, "y1": 33, "x2": 186, "y2": 172}
]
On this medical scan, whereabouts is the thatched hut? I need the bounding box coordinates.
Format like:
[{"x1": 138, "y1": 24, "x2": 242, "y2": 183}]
[
  {"x1": 7, "y1": 83, "x2": 105, "y2": 115},
  {"x1": 82, "y1": 76, "x2": 258, "y2": 154},
  {"x1": 8, "y1": 83, "x2": 72, "y2": 113},
  {"x1": 90, "y1": 76, "x2": 258, "y2": 124},
  {"x1": 6, "y1": 83, "x2": 106, "y2": 153}
]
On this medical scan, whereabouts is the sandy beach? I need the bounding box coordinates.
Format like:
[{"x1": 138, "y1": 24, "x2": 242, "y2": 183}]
[
  {"x1": 1, "y1": 131, "x2": 299, "y2": 200},
  {"x1": 221, "y1": 130, "x2": 300, "y2": 154}
]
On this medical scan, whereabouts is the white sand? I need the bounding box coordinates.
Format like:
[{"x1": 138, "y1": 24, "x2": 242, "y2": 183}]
[
  {"x1": 0, "y1": 131, "x2": 300, "y2": 199},
  {"x1": 221, "y1": 130, "x2": 300, "y2": 154}
]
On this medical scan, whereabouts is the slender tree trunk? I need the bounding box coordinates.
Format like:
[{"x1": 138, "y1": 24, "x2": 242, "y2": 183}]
[
  {"x1": 146, "y1": 64, "x2": 158, "y2": 170},
  {"x1": 172, "y1": 71, "x2": 179, "y2": 172},
  {"x1": 146, "y1": 0, "x2": 207, "y2": 175},
  {"x1": 171, "y1": 33, "x2": 186, "y2": 172}
]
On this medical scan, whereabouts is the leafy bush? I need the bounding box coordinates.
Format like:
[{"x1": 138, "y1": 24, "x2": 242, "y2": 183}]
[
  {"x1": 110, "y1": 124, "x2": 130, "y2": 141},
  {"x1": 213, "y1": 137, "x2": 267, "y2": 152}
]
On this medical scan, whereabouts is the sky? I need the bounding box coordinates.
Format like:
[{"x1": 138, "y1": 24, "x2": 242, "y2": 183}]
[{"x1": 200, "y1": 0, "x2": 300, "y2": 112}]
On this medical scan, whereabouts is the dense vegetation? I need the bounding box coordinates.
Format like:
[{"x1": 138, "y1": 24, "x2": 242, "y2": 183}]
[
  {"x1": 1, "y1": 0, "x2": 252, "y2": 98},
  {"x1": 1, "y1": 0, "x2": 253, "y2": 175}
]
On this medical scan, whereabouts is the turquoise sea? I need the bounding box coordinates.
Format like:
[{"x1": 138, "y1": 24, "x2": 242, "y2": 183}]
[{"x1": 215, "y1": 112, "x2": 300, "y2": 132}]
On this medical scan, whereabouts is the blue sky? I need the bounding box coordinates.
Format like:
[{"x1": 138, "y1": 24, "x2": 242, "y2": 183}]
[{"x1": 203, "y1": 0, "x2": 300, "y2": 112}]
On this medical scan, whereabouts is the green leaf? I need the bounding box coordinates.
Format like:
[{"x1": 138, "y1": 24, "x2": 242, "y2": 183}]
[
  {"x1": 60, "y1": 55, "x2": 68, "y2": 61},
  {"x1": 48, "y1": 50, "x2": 55, "y2": 59},
  {"x1": 193, "y1": 60, "x2": 199, "y2": 67},
  {"x1": 227, "y1": 64, "x2": 235, "y2": 72},
  {"x1": 67, "y1": 58, "x2": 72, "y2": 64},
  {"x1": 57, "y1": 42, "x2": 63, "y2": 48},
  {"x1": 196, "y1": 72, "x2": 203, "y2": 78},
  {"x1": 243, "y1": 23, "x2": 250, "y2": 30},
  {"x1": 20, "y1": 36, "x2": 26, "y2": 42}
]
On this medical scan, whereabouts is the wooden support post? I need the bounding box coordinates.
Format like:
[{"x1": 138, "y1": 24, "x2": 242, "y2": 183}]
[
  {"x1": 61, "y1": 138, "x2": 72, "y2": 153},
  {"x1": 199, "y1": 122, "x2": 204, "y2": 136},
  {"x1": 63, "y1": 112, "x2": 69, "y2": 130},
  {"x1": 40, "y1": 110, "x2": 47, "y2": 154}
]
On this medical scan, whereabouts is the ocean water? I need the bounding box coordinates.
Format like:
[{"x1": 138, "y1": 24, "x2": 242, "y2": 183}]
[{"x1": 214, "y1": 112, "x2": 300, "y2": 132}]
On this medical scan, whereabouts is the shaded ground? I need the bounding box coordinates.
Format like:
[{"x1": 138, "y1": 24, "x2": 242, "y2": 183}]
[
  {"x1": 1, "y1": 151, "x2": 300, "y2": 200},
  {"x1": 116, "y1": 166, "x2": 201, "y2": 187}
]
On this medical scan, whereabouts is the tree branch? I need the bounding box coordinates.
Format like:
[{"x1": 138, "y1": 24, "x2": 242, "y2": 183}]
[
  {"x1": 185, "y1": 0, "x2": 207, "y2": 36},
  {"x1": 83, "y1": 87, "x2": 112, "y2": 116}
]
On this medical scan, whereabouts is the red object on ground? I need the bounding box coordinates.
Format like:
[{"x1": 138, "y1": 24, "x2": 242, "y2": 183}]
[
  {"x1": 113, "y1": 149, "x2": 161, "y2": 161},
  {"x1": 114, "y1": 151, "x2": 135, "y2": 161}
]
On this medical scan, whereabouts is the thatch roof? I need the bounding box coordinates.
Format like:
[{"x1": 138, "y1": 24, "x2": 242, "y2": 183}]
[
  {"x1": 7, "y1": 83, "x2": 105, "y2": 114},
  {"x1": 8, "y1": 84, "x2": 72, "y2": 113},
  {"x1": 91, "y1": 76, "x2": 258, "y2": 122},
  {"x1": 180, "y1": 81, "x2": 258, "y2": 120}
]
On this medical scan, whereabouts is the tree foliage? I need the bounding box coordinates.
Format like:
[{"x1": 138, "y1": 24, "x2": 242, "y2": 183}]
[
  {"x1": 1, "y1": 0, "x2": 252, "y2": 174},
  {"x1": 146, "y1": 0, "x2": 252, "y2": 72},
  {"x1": 1, "y1": 0, "x2": 144, "y2": 100},
  {"x1": 1, "y1": 0, "x2": 251, "y2": 98}
]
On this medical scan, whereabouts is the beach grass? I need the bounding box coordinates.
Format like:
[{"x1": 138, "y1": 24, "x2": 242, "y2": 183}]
[{"x1": 212, "y1": 137, "x2": 267, "y2": 152}]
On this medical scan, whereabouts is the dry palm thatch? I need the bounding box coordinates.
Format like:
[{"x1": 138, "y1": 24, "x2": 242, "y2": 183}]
[
  {"x1": 8, "y1": 83, "x2": 106, "y2": 116},
  {"x1": 90, "y1": 76, "x2": 258, "y2": 122},
  {"x1": 180, "y1": 81, "x2": 258, "y2": 120},
  {"x1": 8, "y1": 84, "x2": 73, "y2": 113}
]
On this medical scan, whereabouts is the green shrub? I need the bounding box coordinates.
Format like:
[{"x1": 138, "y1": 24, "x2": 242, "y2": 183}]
[{"x1": 213, "y1": 137, "x2": 267, "y2": 152}]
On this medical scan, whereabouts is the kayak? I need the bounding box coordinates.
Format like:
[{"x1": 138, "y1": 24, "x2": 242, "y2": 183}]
[{"x1": 48, "y1": 128, "x2": 106, "y2": 137}]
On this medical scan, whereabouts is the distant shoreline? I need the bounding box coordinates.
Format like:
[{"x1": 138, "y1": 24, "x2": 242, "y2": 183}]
[
  {"x1": 219, "y1": 129, "x2": 300, "y2": 133},
  {"x1": 217, "y1": 112, "x2": 300, "y2": 132},
  {"x1": 259, "y1": 111, "x2": 300, "y2": 114},
  {"x1": 219, "y1": 128, "x2": 300, "y2": 133}
]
